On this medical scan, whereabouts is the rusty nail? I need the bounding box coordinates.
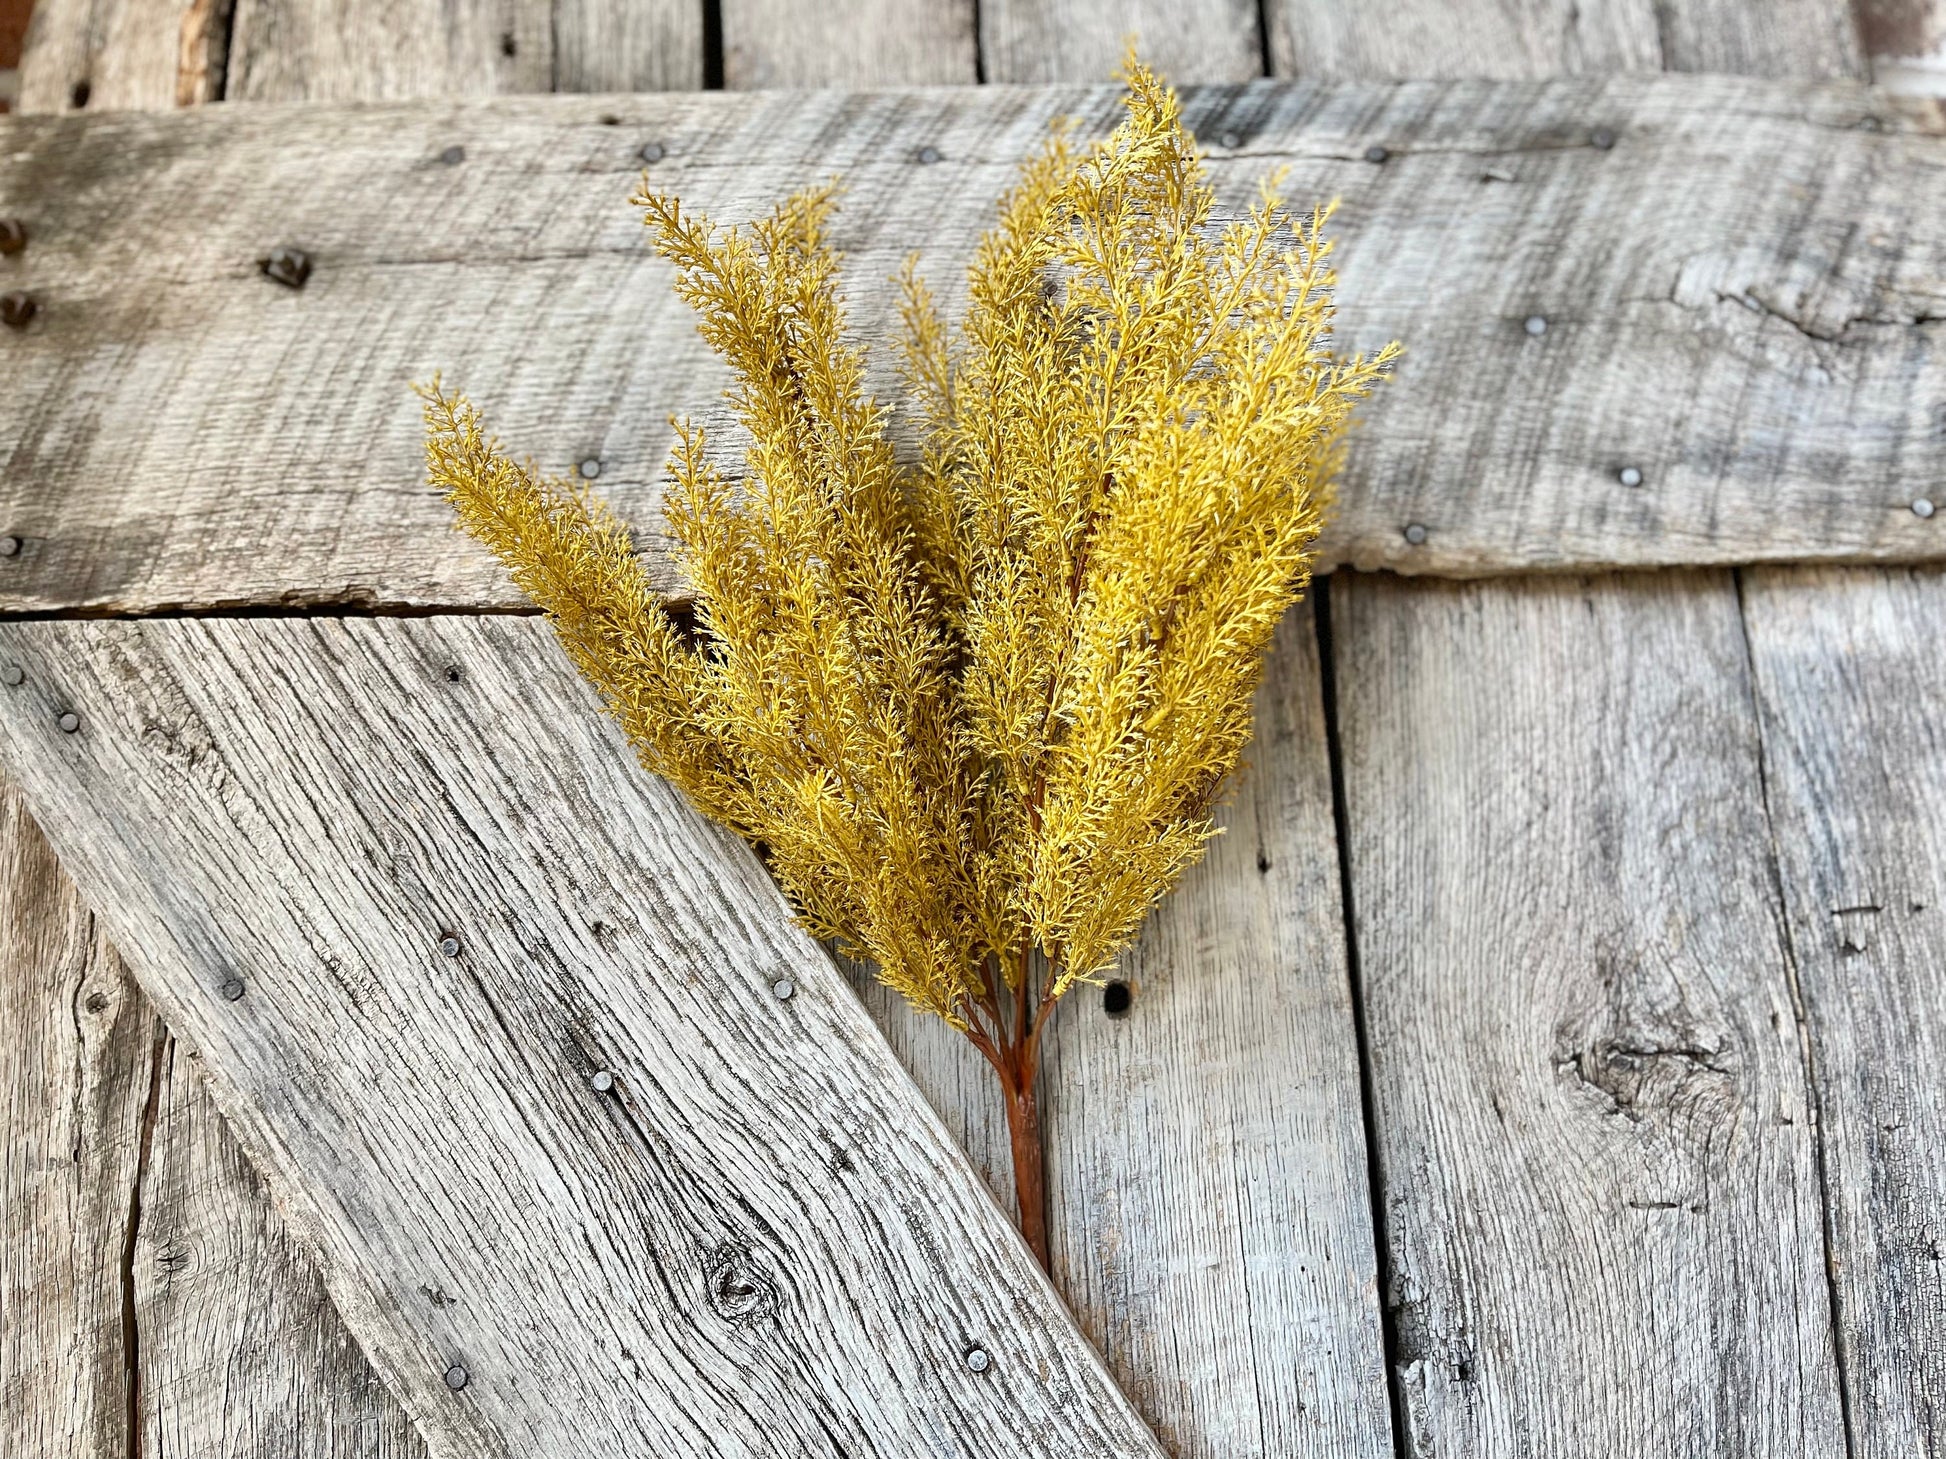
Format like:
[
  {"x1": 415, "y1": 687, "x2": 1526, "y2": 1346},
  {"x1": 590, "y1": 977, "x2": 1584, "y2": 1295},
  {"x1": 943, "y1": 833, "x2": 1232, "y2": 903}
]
[
  {"x1": 261, "y1": 248, "x2": 312, "y2": 290},
  {"x1": 917, "y1": 145, "x2": 942, "y2": 165},
  {"x1": 444, "y1": 1364, "x2": 469, "y2": 1391},
  {"x1": 1618, "y1": 466, "x2": 1643, "y2": 488},
  {"x1": 57, "y1": 711, "x2": 79, "y2": 734},
  {"x1": 771, "y1": 977, "x2": 795, "y2": 1001},
  {"x1": 1915, "y1": 498, "x2": 1937, "y2": 519},
  {"x1": 440, "y1": 935, "x2": 462, "y2": 958},
  {"x1": 1524, "y1": 315, "x2": 1548, "y2": 337},
  {"x1": 640, "y1": 141, "x2": 665, "y2": 164},
  {"x1": 1365, "y1": 145, "x2": 1389, "y2": 164},
  {"x1": 579, "y1": 458, "x2": 602, "y2": 479},
  {"x1": 2, "y1": 292, "x2": 37, "y2": 328},
  {"x1": 1, "y1": 665, "x2": 23, "y2": 687},
  {"x1": 0, "y1": 535, "x2": 19, "y2": 556},
  {"x1": 965, "y1": 1347, "x2": 991, "y2": 1372},
  {"x1": 438, "y1": 145, "x2": 465, "y2": 165},
  {"x1": 1591, "y1": 127, "x2": 1616, "y2": 150},
  {"x1": 0, "y1": 219, "x2": 24, "y2": 255},
  {"x1": 220, "y1": 976, "x2": 246, "y2": 1001},
  {"x1": 1403, "y1": 523, "x2": 1429, "y2": 546},
  {"x1": 589, "y1": 1070, "x2": 614, "y2": 1092}
]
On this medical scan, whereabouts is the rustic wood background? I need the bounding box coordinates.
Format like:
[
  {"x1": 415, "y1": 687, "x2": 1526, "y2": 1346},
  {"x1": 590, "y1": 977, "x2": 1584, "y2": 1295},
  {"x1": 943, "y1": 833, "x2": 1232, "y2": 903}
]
[{"x1": 2, "y1": 1, "x2": 1943, "y2": 1457}]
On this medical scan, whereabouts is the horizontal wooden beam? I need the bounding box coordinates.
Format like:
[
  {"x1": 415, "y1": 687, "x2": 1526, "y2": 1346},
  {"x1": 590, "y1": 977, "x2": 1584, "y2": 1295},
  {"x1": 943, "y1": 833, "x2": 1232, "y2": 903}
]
[
  {"x1": 0, "y1": 76, "x2": 1942, "y2": 613},
  {"x1": 0, "y1": 615, "x2": 1165, "y2": 1459}
]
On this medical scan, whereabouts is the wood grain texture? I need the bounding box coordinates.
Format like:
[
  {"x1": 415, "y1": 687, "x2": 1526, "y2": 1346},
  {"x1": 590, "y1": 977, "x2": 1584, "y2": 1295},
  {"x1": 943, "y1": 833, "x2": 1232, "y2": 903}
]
[
  {"x1": 3, "y1": 76, "x2": 1942, "y2": 614},
  {"x1": 15, "y1": 0, "x2": 203, "y2": 112},
  {"x1": 1266, "y1": 0, "x2": 1863, "y2": 80},
  {"x1": 722, "y1": 0, "x2": 975, "y2": 88},
  {"x1": 223, "y1": 0, "x2": 552, "y2": 101},
  {"x1": 1334, "y1": 572, "x2": 1846, "y2": 1456},
  {"x1": 1042, "y1": 610, "x2": 1390, "y2": 1459},
  {"x1": 0, "y1": 615, "x2": 1166, "y2": 1459},
  {"x1": 0, "y1": 772, "x2": 152, "y2": 1459},
  {"x1": 852, "y1": 617, "x2": 1393, "y2": 1459},
  {"x1": 980, "y1": 0, "x2": 1264, "y2": 84},
  {"x1": 1743, "y1": 565, "x2": 1946, "y2": 1457},
  {"x1": 137, "y1": 1037, "x2": 425, "y2": 1459},
  {"x1": 552, "y1": 0, "x2": 704, "y2": 94}
]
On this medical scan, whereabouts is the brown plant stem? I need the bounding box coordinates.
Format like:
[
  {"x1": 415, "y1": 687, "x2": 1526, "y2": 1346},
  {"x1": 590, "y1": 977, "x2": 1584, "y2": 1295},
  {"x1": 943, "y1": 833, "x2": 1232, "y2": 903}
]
[{"x1": 999, "y1": 1059, "x2": 1050, "y2": 1271}]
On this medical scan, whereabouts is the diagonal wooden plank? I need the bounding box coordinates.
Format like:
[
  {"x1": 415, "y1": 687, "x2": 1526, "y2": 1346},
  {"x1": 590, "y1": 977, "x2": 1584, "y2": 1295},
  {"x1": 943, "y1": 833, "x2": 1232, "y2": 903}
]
[
  {"x1": 3, "y1": 77, "x2": 1944, "y2": 615},
  {"x1": 0, "y1": 615, "x2": 1165, "y2": 1459},
  {"x1": 1742, "y1": 564, "x2": 1946, "y2": 1456},
  {"x1": 1333, "y1": 572, "x2": 1846, "y2": 1456}
]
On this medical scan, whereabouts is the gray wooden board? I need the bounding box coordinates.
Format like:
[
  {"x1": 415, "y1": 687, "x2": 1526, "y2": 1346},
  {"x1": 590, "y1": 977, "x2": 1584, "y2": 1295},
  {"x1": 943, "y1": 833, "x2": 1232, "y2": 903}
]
[
  {"x1": 0, "y1": 614, "x2": 1166, "y2": 1459},
  {"x1": 137, "y1": 1035, "x2": 426, "y2": 1458},
  {"x1": 1333, "y1": 571, "x2": 1847, "y2": 1456},
  {"x1": 1743, "y1": 564, "x2": 1946, "y2": 1457},
  {"x1": 15, "y1": 0, "x2": 200, "y2": 112},
  {"x1": 4, "y1": 76, "x2": 1945, "y2": 614},
  {"x1": 980, "y1": 0, "x2": 1265, "y2": 84},
  {"x1": 0, "y1": 772, "x2": 149, "y2": 1459},
  {"x1": 1266, "y1": 0, "x2": 1864, "y2": 80},
  {"x1": 721, "y1": 0, "x2": 976, "y2": 88},
  {"x1": 852, "y1": 614, "x2": 1393, "y2": 1459}
]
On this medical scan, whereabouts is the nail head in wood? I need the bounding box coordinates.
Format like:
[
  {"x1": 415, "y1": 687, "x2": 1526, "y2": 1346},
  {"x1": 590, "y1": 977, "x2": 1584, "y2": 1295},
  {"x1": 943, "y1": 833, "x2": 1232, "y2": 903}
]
[
  {"x1": 964, "y1": 1347, "x2": 991, "y2": 1372},
  {"x1": 440, "y1": 935, "x2": 462, "y2": 958},
  {"x1": 1, "y1": 292, "x2": 37, "y2": 329},
  {"x1": 1914, "y1": 498, "x2": 1936, "y2": 519},
  {"x1": 1365, "y1": 144, "x2": 1389, "y2": 164},
  {"x1": 0, "y1": 219, "x2": 24, "y2": 255},
  {"x1": 1, "y1": 665, "x2": 22, "y2": 687},
  {"x1": 1524, "y1": 315, "x2": 1548, "y2": 336},
  {"x1": 640, "y1": 141, "x2": 665, "y2": 164},
  {"x1": 0, "y1": 535, "x2": 19, "y2": 556},
  {"x1": 589, "y1": 1070, "x2": 614, "y2": 1092},
  {"x1": 1591, "y1": 127, "x2": 1617, "y2": 150},
  {"x1": 917, "y1": 146, "x2": 942, "y2": 165},
  {"x1": 444, "y1": 1364, "x2": 469, "y2": 1391},
  {"x1": 1219, "y1": 131, "x2": 1241, "y2": 150},
  {"x1": 57, "y1": 711, "x2": 80, "y2": 734},
  {"x1": 438, "y1": 145, "x2": 465, "y2": 165},
  {"x1": 771, "y1": 977, "x2": 795, "y2": 1001},
  {"x1": 579, "y1": 458, "x2": 602, "y2": 479},
  {"x1": 220, "y1": 976, "x2": 246, "y2": 1001},
  {"x1": 1618, "y1": 466, "x2": 1643, "y2": 488},
  {"x1": 261, "y1": 248, "x2": 312, "y2": 290},
  {"x1": 1403, "y1": 523, "x2": 1429, "y2": 546}
]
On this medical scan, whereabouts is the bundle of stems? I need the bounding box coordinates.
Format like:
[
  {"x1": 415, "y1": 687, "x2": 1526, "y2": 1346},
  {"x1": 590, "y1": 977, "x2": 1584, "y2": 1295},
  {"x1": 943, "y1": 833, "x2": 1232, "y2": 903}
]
[{"x1": 423, "y1": 58, "x2": 1395, "y2": 1272}]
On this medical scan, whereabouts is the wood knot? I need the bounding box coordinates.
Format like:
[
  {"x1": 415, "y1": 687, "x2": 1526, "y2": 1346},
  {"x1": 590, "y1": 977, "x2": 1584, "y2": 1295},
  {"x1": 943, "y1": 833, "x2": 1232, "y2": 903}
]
[{"x1": 703, "y1": 1242, "x2": 778, "y2": 1327}]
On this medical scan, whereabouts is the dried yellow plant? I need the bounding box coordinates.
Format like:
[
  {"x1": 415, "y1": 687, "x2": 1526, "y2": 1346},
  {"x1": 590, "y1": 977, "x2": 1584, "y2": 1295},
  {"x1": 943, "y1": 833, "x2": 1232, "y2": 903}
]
[{"x1": 421, "y1": 58, "x2": 1396, "y2": 1271}]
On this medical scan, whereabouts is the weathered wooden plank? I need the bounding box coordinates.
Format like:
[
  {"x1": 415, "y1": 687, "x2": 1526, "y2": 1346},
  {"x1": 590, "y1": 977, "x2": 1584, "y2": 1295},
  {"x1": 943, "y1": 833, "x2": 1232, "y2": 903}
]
[
  {"x1": 1266, "y1": 0, "x2": 1863, "y2": 80},
  {"x1": 0, "y1": 615, "x2": 1166, "y2": 1459},
  {"x1": 136, "y1": 1036, "x2": 426, "y2": 1458},
  {"x1": 1042, "y1": 610, "x2": 1390, "y2": 1459},
  {"x1": 3, "y1": 76, "x2": 1941, "y2": 614},
  {"x1": 722, "y1": 0, "x2": 974, "y2": 88},
  {"x1": 223, "y1": 0, "x2": 553, "y2": 101},
  {"x1": 551, "y1": 0, "x2": 704, "y2": 94},
  {"x1": 850, "y1": 617, "x2": 1393, "y2": 1459},
  {"x1": 1333, "y1": 572, "x2": 1846, "y2": 1456},
  {"x1": 0, "y1": 772, "x2": 151, "y2": 1459},
  {"x1": 15, "y1": 0, "x2": 207, "y2": 112},
  {"x1": 1742, "y1": 564, "x2": 1946, "y2": 1456},
  {"x1": 980, "y1": 0, "x2": 1263, "y2": 84}
]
